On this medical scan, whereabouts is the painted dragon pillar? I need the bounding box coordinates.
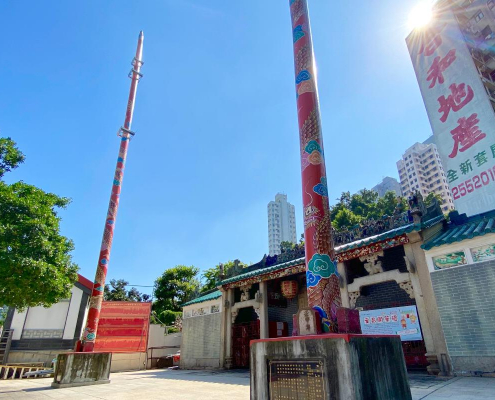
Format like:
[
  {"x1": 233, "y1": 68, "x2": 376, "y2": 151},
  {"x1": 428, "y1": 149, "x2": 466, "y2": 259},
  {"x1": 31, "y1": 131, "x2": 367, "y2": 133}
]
[{"x1": 289, "y1": 0, "x2": 341, "y2": 332}]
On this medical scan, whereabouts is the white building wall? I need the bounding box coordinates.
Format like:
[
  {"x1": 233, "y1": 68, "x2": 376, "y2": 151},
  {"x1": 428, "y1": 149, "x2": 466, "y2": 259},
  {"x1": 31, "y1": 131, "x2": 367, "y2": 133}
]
[
  {"x1": 63, "y1": 287, "x2": 84, "y2": 339},
  {"x1": 397, "y1": 142, "x2": 455, "y2": 213},
  {"x1": 10, "y1": 310, "x2": 27, "y2": 340},
  {"x1": 268, "y1": 193, "x2": 297, "y2": 256},
  {"x1": 9, "y1": 286, "x2": 87, "y2": 340}
]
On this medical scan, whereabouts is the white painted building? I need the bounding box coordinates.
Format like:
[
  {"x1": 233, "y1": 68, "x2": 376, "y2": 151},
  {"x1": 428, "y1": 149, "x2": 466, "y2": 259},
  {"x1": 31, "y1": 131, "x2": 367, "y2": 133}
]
[
  {"x1": 3, "y1": 274, "x2": 92, "y2": 365},
  {"x1": 397, "y1": 141, "x2": 455, "y2": 213},
  {"x1": 267, "y1": 193, "x2": 297, "y2": 256}
]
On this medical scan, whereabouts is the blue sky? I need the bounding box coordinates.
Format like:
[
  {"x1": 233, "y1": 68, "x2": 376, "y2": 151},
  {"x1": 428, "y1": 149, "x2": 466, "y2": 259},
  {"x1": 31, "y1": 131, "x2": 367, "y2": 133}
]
[{"x1": 0, "y1": 1, "x2": 432, "y2": 295}]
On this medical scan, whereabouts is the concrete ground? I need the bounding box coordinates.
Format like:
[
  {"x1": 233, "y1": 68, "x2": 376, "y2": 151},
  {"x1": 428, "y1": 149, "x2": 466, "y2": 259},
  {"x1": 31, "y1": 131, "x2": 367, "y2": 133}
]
[{"x1": 1, "y1": 369, "x2": 495, "y2": 399}]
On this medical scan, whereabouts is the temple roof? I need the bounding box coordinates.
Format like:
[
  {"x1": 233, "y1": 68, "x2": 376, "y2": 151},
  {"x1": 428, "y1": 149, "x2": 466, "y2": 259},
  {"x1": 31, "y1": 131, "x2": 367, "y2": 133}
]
[
  {"x1": 215, "y1": 214, "x2": 444, "y2": 288},
  {"x1": 422, "y1": 210, "x2": 495, "y2": 250},
  {"x1": 182, "y1": 290, "x2": 222, "y2": 306},
  {"x1": 217, "y1": 257, "x2": 305, "y2": 287},
  {"x1": 335, "y1": 214, "x2": 444, "y2": 253}
]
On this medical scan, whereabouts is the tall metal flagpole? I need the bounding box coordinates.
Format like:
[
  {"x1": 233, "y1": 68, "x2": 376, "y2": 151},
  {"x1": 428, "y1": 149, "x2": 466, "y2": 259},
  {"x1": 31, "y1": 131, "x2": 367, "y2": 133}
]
[
  {"x1": 81, "y1": 31, "x2": 144, "y2": 352},
  {"x1": 289, "y1": 0, "x2": 341, "y2": 332}
]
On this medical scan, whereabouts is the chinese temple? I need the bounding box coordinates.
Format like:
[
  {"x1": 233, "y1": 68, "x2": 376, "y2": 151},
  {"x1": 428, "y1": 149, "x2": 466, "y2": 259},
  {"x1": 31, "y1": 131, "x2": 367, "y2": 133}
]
[{"x1": 181, "y1": 195, "x2": 452, "y2": 375}]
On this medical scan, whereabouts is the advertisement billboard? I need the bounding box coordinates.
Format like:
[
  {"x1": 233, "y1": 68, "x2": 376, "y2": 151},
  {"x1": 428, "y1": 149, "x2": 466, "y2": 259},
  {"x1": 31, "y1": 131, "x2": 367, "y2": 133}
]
[
  {"x1": 359, "y1": 305, "x2": 423, "y2": 341},
  {"x1": 406, "y1": 9, "x2": 495, "y2": 216}
]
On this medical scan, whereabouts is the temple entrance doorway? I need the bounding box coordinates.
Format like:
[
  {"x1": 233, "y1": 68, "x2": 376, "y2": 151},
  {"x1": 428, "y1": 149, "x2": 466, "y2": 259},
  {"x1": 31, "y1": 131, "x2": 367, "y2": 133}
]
[
  {"x1": 356, "y1": 281, "x2": 429, "y2": 371},
  {"x1": 232, "y1": 306, "x2": 259, "y2": 368}
]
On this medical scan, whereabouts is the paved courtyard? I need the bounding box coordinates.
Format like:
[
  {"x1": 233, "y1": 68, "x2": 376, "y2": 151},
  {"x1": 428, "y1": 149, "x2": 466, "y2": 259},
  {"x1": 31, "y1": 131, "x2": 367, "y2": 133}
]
[{"x1": 1, "y1": 369, "x2": 495, "y2": 399}]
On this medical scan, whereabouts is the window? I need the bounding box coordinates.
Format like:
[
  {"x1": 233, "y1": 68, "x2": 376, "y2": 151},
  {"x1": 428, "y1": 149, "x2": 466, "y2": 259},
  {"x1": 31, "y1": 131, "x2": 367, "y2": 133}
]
[
  {"x1": 475, "y1": 11, "x2": 484, "y2": 22},
  {"x1": 489, "y1": 0, "x2": 495, "y2": 10}
]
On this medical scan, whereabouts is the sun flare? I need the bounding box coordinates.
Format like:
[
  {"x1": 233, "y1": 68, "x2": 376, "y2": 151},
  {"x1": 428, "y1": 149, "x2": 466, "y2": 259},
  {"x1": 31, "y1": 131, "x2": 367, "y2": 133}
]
[{"x1": 408, "y1": 1, "x2": 433, "y2": 31}]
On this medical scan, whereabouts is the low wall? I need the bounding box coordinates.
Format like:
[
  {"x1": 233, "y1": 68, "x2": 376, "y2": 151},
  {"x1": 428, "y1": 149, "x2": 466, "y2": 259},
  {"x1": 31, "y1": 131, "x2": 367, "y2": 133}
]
[
  {"x1": 52, "y1": 352, "x2": 111, "y2": 388},
  {"x1": 9, "y1": 350, "x2": 147, "y2": 372},
  {"x1": 111, "y1": 352, "x2": 146, "y2": 372},
  {"x1": 430, "y1": 260, "x2": 495, "y2": 375},
  {"x1": 181, "y1": 312, "x2": 221, "y2": 369},
  {"x1": 7, "y1": 350, "x2": 71, "y2": 366}
]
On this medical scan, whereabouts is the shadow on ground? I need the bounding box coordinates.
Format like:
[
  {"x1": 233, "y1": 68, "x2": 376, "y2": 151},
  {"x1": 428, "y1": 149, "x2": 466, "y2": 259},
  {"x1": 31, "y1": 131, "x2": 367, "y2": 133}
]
[{"x1": 117, "y1": 368, "x2": 251, "y2": 386}]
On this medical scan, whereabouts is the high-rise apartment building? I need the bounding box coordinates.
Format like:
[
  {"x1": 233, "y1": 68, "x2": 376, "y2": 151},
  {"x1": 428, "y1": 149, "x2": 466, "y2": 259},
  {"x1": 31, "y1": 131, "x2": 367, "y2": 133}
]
[
  {"x1": 406, "y1": 0, "x2": 495, "y2": 216},
  {"x1": 397, "y1": 141, "x2": 455, "y2": 213},
  {"x1": 267, "y1": 193, "x2": 297, "y2": 256},
  {"x1": 372, "y1": 177, "x2": 402, "y2": 198}
]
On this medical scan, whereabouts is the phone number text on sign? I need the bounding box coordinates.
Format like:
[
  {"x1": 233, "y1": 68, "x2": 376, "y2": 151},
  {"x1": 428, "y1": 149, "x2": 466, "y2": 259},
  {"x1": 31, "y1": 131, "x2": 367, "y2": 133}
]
[{"x1": 452, "y1": 165, "x2": 495, "y2": 199}]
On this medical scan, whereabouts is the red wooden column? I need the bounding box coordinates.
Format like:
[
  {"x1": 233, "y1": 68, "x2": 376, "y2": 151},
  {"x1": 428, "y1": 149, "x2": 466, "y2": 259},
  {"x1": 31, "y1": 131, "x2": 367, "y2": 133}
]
[
  {"x1": 289, "y1": 0, "x2": 341, "y2": 332},
  {"x1": 81, "y1": 31, "x2": 144, "y2": 351}
]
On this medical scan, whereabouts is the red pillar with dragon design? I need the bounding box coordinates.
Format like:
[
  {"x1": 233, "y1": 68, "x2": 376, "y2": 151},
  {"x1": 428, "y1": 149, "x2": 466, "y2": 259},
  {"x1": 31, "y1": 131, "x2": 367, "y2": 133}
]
[
  {"x1": 289, "y1": 0, "x2": 341, "y2": 332},
  {"x1": 81, "y1": 31, "x2": 144, "y2": 352}
]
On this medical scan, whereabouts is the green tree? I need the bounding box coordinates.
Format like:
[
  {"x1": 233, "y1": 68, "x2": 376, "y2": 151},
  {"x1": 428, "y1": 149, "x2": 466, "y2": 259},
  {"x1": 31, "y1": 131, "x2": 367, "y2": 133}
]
[
  {"x1": 424, "y1": 192, "x2": 443, "y2": 207},
  {"x1": 201, "y1": 260, "x2": 247, "y2": 293},
  {"x1": 0, "y1": 306, "x2": 7, "y2": 327},
  {"x1": 377, "y1": 191, "x2": 407, "y2": 217},
  {"x1": 280, "y1": 241, "x2": 296, "y2": 253},
  {"x1": 154, "y1": 265, "x2": 200, "y2": 313},
  {"x1": 104, "y1": 279, "x2": 150, "y2": 302},
  {"x1": 158, "y1": 310, "x2": 182, "y2": 325},
  {"x1": 330, "y1": 188, "x2": 406, "y2": 230},
  {"x1": 0, "y1": 138, "x2": 25, "y2": 178},
  {"x1": 332, "y1": 208, "x2": 362, "y2": 230},
  {"x1": 0, "y1": 138, "x2": 78, "y2": 310}
]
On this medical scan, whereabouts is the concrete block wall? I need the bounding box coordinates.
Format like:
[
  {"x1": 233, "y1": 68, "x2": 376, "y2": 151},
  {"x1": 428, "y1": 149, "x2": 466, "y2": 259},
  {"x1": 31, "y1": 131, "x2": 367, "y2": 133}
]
[
  {"x1": 181, "y1": 313, "x2": 221, "y2": 369},
  {"x1": 430, "y1": 260, "x2": 495, "y2": 374}
]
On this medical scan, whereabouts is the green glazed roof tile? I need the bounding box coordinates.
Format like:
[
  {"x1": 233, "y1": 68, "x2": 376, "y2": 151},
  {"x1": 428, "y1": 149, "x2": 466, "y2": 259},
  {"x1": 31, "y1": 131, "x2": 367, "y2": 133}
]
[
  {"x1": 217, "y1": 257, "x2": 305, "y2": 287},
  {"x1": 182, "y1": 290, "x2": 222, "y2": 306},
  {"x1": 422, "y1": 211, "x2": 495, "y2": 250}
]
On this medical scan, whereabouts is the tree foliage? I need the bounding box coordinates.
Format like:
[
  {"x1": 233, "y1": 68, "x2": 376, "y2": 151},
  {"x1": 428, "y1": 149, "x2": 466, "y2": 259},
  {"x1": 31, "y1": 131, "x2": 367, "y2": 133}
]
[
  {"x1": 201, "y1": 260, "x2": 247, "y2": 293},
  {"x1": 0, "y1": 137, "x2": 25, "y2": 178},
  {"x1": 424, "y1": 192, "x2": 443, "y2": 207},
  {"x1": 280, "y1": 241, "x2": 296, "y2": 253},
  {"x1": 330, "y1": 189, "x2": 407, "y2": 230},
  {"x1": 0, "y1": 137, "x2": 78, "y2": 310},
  {"x1": 156, "y1": 310, "x2": 182, "y2": 326},
  {"x1": 154, "y1": 265, "x2": 200, "y2": 314},
  {"x1": 104, "y1": 279, "x2": 150, "y2": 302}
]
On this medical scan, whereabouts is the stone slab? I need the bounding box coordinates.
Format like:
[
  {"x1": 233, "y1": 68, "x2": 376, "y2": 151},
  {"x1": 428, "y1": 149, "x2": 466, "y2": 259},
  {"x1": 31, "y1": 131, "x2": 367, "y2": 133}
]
[
  {"x1": 51, "y1": 352, "x2": 112, "y2": 388},
  {"x1": 250, "y1": 333, "x2": 412, "y2": 400}
]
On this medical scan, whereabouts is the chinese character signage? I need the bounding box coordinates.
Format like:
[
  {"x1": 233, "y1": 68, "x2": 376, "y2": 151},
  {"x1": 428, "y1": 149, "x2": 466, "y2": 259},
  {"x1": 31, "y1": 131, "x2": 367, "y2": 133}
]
[
  {"x1": 269, "y1": 360, "x2": 325, "y2": 399},
  {"x1": 407, "y1": 10, "x2": 495, "y2": 216},
  {"x1": 432, "y1": 251, "x2": 467, "y2": 270},
  {"x1": 359, "y1": 306, "x2": 423, "y2": 341}
]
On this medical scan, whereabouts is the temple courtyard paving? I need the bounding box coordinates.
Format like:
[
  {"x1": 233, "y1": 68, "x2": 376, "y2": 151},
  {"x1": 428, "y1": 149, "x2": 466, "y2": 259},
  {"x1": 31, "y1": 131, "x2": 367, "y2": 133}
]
[{"x1": 1, "y1": 369, "x2": 495, "y2": 399}]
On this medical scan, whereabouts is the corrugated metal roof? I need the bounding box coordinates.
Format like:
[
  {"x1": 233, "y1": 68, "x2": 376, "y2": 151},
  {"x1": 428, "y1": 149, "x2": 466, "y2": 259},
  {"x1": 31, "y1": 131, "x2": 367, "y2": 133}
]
[
  {"x1": 182, "y1": 290, "x2": 222, "y2": 306},
  {"x1": 422, "y1": 212, "x2": 495, "y2": 250}
]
